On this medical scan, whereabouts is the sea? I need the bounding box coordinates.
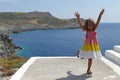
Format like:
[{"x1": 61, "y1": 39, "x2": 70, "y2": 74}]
[{"x1": 10, "y1": 23, "x2": 120, "y2": 58}]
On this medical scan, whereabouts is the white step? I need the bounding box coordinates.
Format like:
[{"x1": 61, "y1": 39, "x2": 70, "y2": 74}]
[
  {"x1": 114, "y1": 45, "x2": 120, "y2": 53},
  {"x1": 105, "y1": 50, "x2": 120, "y2": 66}
]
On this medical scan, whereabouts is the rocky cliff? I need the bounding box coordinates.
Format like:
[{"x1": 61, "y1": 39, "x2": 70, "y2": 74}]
[{"x1": 0, "y1": 32, "x2": 21, "y2": 58}]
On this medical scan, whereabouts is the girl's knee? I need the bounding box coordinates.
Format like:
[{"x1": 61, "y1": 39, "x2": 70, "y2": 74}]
[{"x1": 88, "y1": 58, "x2": 92, "y2": 61}]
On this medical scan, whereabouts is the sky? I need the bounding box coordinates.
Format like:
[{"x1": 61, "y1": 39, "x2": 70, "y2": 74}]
[{"x1": 0, "y1": 0, "x2": 120, "y2": 22}]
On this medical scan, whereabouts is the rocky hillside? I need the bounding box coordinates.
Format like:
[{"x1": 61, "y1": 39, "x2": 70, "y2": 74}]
[{"x1": 0, "y1": 11, "x2": 85, "y2": 33}]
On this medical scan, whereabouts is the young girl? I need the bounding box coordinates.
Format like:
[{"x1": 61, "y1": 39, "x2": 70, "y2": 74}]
[{"x1": 75, "y1": 9, "x2": 105, "y2": 75}]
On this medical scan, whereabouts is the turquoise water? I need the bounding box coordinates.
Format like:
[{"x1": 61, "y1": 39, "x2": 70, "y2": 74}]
[{"x1": 10, "y1": 23, "x2": 120, "y2": 58}]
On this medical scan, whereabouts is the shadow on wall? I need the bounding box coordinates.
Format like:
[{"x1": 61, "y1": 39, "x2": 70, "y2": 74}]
[{"x1": 55, "y1": 71, "x2": 92, "y2": 80}]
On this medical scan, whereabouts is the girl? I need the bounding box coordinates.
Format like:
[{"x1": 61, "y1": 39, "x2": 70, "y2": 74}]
[{"x1": 75, "y1": 9, "x2": 105, "y2": 75}]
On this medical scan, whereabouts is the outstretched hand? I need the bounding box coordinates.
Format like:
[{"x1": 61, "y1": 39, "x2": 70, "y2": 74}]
[
  {"x1": 100, "y1": 9, "x2": 105, "y2": 15},
  {"x1": 74, "y1": 11, "x2": 80, "y2": 18},
  {"x1": 94, "y1": 9, "x2": 105, "y2": 30},
  {"x1": 74, "y1": 11, "x2": 84, "y2": 29}
]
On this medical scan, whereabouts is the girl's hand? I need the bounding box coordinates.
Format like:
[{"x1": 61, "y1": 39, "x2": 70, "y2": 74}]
[
  {"x1": 74, "y1": 11, "x2": 84, "y2": 30},
  {"x1": 100, "y1": 9, "x2": 105, "y2": 15},
  {"x1": 74, "y1": 11, "x2": 80, "y2": 18}
]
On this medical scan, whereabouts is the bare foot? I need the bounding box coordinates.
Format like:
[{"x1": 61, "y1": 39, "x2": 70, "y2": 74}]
[{"x1": 87, "y1": 70, "x2": 92, "y2": 75}]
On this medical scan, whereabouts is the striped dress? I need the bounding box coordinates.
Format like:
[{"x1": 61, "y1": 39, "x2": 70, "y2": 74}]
[{"x1": 79, "y1": 31, "x2": 102, "y2": 59}]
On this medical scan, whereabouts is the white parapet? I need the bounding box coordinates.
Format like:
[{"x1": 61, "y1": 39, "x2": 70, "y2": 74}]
[
  {"x1": 100, "y1": 57, "x2": 120, "y2": 75},
  {"x1": 114, "y1": 45, "x2": 120, "y2": 53},
  {"x1": 10, "y1": 57, "x2": 37, "y2": 80},
  {"x1": 105, "y1": 50, "x2": 120, "y2": 66}
]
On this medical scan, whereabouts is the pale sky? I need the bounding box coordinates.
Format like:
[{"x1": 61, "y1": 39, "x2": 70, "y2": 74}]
[{"x1": 0, "y1": 0, "x2": 120, "y2": 22}]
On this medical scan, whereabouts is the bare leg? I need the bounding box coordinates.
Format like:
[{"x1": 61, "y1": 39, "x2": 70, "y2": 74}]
[
  {"x1": 77, "y1": 50, "x2": 84, "y2": 59},
  {"x1": 87, "y1": 58, "x2": 92, "y2": 75},
  {"x1": 77, "y1": 50, "x2": 80, "y2": 58}
]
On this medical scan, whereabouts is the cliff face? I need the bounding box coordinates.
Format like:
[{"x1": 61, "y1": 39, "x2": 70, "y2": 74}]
[
  {"x1": 0, "y1": 32, "x2": 19, "y2": 58},
  {"x1": 0, "y1": 11, "x2": 85, "y2": 33}
]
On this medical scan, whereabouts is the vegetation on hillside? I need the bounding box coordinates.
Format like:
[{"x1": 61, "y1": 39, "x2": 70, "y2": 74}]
[
  {"x1": 0, "y1": 11, "x2": 85, "y2": 33},
  {"x1": 0, "y1": 54, "x2": 27, "y2": 76}
]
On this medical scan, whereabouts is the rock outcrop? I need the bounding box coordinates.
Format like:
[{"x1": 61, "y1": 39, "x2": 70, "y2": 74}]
[{"x1": 0, "y1": 32, "x2": 20, "y2": 58}]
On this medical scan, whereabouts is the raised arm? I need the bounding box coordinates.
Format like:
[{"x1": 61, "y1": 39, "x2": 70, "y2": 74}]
[
  {"x1": 75, "y1": 11, "x2": 85, "y2": 31},
  {"x1": 94, "y1": 9, "x2": 105, "y2": 30}
]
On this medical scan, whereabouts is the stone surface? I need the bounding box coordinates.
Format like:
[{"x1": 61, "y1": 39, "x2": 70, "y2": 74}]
[{"x1": 18, "y1": 57, "x2": 120, "y2": 80}]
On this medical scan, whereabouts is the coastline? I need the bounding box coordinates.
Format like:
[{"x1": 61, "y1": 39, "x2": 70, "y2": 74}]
[{"x1": 0, "y1": 11, "x2": 84, "y2": 58}]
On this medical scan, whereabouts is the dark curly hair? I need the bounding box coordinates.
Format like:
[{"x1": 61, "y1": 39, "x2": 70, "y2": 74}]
[{"x1": 84, "y1": 19, "x2": 95, "y2": 31}]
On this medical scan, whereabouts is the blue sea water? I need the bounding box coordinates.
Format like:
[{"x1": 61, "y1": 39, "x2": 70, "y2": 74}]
[{"x1": 10, "y1": 23, "x2": 120, "y2": 58}]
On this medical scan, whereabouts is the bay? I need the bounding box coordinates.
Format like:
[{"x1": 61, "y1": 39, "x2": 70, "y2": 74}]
[{"x1": 10, "y1": 23, "x2": 120, "y2": 58}]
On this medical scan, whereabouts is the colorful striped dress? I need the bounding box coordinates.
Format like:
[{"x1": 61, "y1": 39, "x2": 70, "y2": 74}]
[{"x1": 79, "y1": 31, "x2": 102, "y2": 59}]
